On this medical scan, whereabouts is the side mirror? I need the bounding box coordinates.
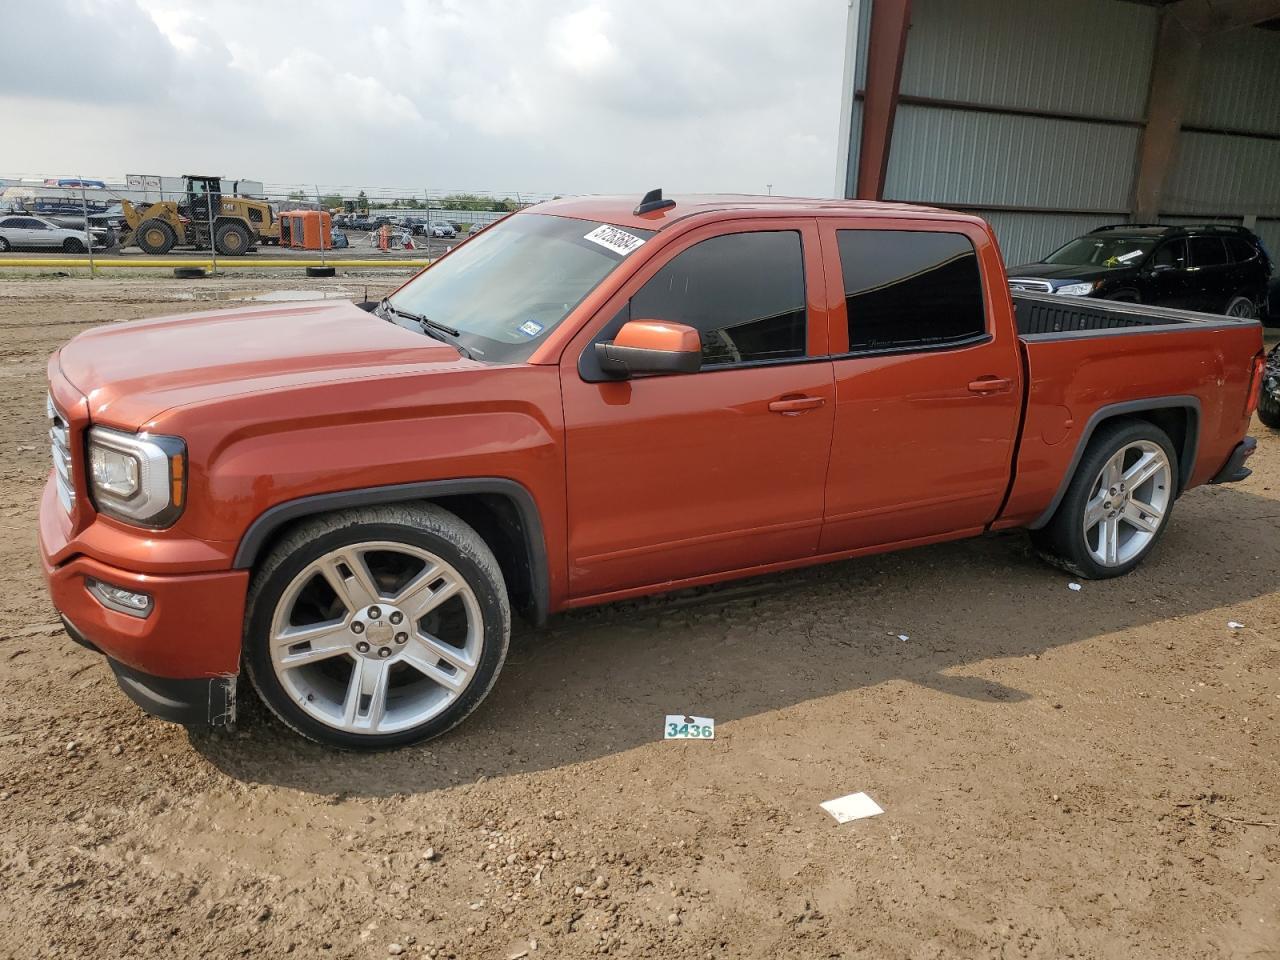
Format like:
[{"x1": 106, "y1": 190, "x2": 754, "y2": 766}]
[{"x1": 596, "y1": 320, "x2": 701, "y2": 377}]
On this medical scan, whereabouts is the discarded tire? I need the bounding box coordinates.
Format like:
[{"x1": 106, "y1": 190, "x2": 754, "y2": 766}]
[
  {"x1": 306, "y1": 266, "x2": 337, "y2": 278},
  {"x1": 173, "y1": 266, "x2": 208, "y2": 279}
]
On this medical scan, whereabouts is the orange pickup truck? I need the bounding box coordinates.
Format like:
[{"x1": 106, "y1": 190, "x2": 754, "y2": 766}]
[{"x1": 39, "y1": 192, "x2": 1266, "y2": 748}]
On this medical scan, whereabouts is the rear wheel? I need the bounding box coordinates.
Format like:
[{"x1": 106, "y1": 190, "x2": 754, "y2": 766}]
[
  {"x1": 244, "y1": 503, "x2": 510, "y2": 749},
  {"x1": 1225, "y1": 295, "x2": 1257, "y2": 319},
  {"x1": 0, "y1": 236, "x2": 10, "y2": 252},
  {"x1": 1032, "y1": 419, "x2": 1177, "y2": 579},
  {"x1": 214, "y1": 220, "x2": 252, "y2": 256},
  {"x1": 136, "y1": 219, "x2": 176, "y2": 255}
]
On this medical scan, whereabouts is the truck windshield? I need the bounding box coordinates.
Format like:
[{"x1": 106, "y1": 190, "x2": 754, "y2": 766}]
[
  {"x1": 386, "y1": 213, "x2": 654, "y2": 363},
  {"x1": 1044, "y1": 236, "x2": 1156, "y2": 268}
]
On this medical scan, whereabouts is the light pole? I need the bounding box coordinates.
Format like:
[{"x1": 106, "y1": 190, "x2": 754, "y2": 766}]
[{"x1": 766, "y1": 184, "x2": 773, "y2": 196}]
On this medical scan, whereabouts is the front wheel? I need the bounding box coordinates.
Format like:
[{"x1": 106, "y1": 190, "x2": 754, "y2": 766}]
[
  {"x1": 1032, "y1": 419, "x2": 1178, "y2": 579},
  {"x1": 62, "y1": 237, "x2": 86, "y2": 253},
  {"x1": 244, "y1": 503, "x2": 510, "y2": 749},
  {"x1": 214, "y1": 220, "x2": 252, "y2": 256}
]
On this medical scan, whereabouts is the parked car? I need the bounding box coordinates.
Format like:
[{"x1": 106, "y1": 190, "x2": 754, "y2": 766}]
[
  {"x1": 39, "y1": 193, "x2": 1265, "y2": 748},
  {"x1": 0, "y1": 214, "x2": 110, "y2": 252},
  {"x1": 1259, "y1": 342, "x2": 1280, "y2": 428},
  {"x1": 1008, "y1": 223, "x2": 1272, "y2": 318},
  {"x1": 428, "y1": 222, "x2": 457, "y2": 238},
  {"x1": 1263, "y1": 275, "x2": 1280, "y2": 327}
]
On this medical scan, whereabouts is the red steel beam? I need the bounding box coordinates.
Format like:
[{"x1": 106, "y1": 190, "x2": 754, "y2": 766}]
[{"x1": 855, "y1": 0, "x2": 912, "y2": 201}]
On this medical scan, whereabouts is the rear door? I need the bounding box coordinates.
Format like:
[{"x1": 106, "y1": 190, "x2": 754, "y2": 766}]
[
  {"x1": 817, "y1": 220, "x2": 1022, "y2": 552},
  {"x1": 1187, "y1": 235, "x2": 1231, "y2": 313},
  {"x1": 560, "y1": 219, "x2": 835, "y2": 599}
]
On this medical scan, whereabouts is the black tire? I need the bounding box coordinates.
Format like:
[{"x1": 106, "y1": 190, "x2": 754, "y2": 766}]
[
  {"x1": 1259, "y1": 383, "x2": 1280, "y2": 429},
  {"x1": 62, "y1": 237, "x2": 86, "y2": 253},
  {"x1": 0, "y1": 236, "x2": 9, "y2": 252},
  {"x1": 136, "y1": 219, "x2": 176, "y2": 255},
  {"x1": 1031, "y1": 418, "x2": 1178, "y2": 580},
  {"x1": 214, "y1": 220, "x2": 252, "y2": 256},
  {"x1": 1224, "y1": 295, "x2": 1257, "y2": 319},
  {"x1": 306, "y1": 265, "x2": 337, "y2": 278},
  {"x1": 243, "y1": 503, "x2": 511, "y2": 749},
  {"x1": 173, "y1": 266, "x2": 208, "y2": 279}
]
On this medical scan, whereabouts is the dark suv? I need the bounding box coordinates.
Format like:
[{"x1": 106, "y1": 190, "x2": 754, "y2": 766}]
[{"x1": 1008, "y1": 224, "x2": 1272, "y2": 318}]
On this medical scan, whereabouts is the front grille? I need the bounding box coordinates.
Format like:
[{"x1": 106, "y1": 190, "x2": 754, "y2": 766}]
[
  {"x1": 47, "y1": 394, "x2": 75, "y2": 513},
  {"x1": 1007, "y1": 278, "x2": 1054, "y2": 294}
]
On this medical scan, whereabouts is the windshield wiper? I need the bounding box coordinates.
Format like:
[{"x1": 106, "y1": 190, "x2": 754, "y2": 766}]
[{"x1": 378, "y1": 299, "x2": 473, "y2": 358}]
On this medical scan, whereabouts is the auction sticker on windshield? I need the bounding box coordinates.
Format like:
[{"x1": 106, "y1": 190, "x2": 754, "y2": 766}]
[{"x1": 584, "y1": 224, "x2": 646, "y2": 257}]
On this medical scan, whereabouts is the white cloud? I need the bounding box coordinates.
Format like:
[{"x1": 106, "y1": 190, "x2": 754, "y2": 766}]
[{"x1": 0, "y1": 0, "x2": 847, "y2": 197}]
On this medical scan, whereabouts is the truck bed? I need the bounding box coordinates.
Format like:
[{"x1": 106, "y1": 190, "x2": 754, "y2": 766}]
[
  {"x1": 996, "y1": 290, "x2": 1263, "y2": 531},
  {"x1": 1011, "y1": 290, "x2": 1257, "y2": 339}
]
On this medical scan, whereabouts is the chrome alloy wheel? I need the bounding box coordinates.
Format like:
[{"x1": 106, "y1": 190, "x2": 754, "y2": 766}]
[
  {"x1": 268, "y1": 541, "x2": 484, "y2": 735},
  {"x1": 1083, "y1": 440, "x2": 1172, "y2": 567}
]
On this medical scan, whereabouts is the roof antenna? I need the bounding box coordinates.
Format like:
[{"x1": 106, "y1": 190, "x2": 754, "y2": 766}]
[{"x1": 634, "y1": 188, "x2": 676, "y2": 216}]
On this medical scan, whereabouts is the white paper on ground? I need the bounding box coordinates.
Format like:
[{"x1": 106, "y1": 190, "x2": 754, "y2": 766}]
[
  {"x1": 1228, "y1": 621, "x2": 1245, "y2": 629},
  {"x1": 1068, "y1": 582, "x2": 1083, "y2": 591},
  {"x1": 820, "y1": 791, "x2": 885, "y2": 823}
]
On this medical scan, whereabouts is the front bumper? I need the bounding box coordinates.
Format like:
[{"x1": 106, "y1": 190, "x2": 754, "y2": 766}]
[
  {"x1": 39, "y1": 477, "x2": 249, "y2": 725},
  {"x1": 61, "y1": 616, "x2": 235, "y2": 726}
]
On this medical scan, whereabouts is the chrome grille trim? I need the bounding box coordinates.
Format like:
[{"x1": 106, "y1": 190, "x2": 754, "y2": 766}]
[
  {"x1": 47, "y1": 393, "x2": 75, "y2": 513},
  {"x1": 1007, "y1": 277, "x2": 1054, "y2": 294}
]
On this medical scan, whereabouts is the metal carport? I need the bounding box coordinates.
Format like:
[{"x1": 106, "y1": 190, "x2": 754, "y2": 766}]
[{"x1": 835, "y1": 0, "x2": 1280, "y2": 264}]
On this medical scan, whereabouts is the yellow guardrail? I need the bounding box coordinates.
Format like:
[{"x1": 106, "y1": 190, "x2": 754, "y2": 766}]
[{"x1": 0, "y1": 258, "x2": 430, "y2": 269}]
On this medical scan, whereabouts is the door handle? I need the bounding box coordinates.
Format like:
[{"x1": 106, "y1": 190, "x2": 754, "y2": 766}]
[
  {"x1": 967, "y1": 377, "x2": 1012, "y2": 395},
  {"x1": 769, "y1": 396, "x2": 825, "y2": 414}
]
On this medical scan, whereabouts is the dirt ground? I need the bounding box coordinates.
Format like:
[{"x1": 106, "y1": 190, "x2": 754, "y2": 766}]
[{"x1": 1, "y1": 276, "x2": 1278, "y2": 960}]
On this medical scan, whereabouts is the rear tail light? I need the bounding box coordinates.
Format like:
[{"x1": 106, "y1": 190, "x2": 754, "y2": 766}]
[{"x1": 1246, "y1": 352, "x2": 1265, "y2": 416}]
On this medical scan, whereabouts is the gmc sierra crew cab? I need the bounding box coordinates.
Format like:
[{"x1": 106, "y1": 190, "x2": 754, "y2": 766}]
[{"x1": 39, "y1": 191, "x2": 1267, "y2": 748}]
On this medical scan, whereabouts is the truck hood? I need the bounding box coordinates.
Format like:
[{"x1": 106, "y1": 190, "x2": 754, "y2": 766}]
[
  {"x1": 1006, "y1": 263, "x2": 1136, "y2": 285},
  {"x1": 58, "y1": 299, "x2": 468, "y2": 428}
]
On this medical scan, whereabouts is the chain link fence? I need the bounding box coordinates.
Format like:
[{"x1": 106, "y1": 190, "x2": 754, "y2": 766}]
[{"x1": 0, "y1": 174, "x2": 562, "y2": 272}]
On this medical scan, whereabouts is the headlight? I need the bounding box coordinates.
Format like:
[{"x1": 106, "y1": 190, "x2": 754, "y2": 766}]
[
  {"x1": 87, "y1": 427, "x2": 186, "y2": 527},
  {"x1": 1056, "y1": 281, "x2": 1099, "y2": 297}
]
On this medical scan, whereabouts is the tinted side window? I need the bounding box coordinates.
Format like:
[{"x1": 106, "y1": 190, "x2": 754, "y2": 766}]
[
  {"x1": 0, "y1": 218, "x2": 16, "y2": 228},
  {"x1": 1189, "y1": 236, "x2": 1227, "y2": 267},
  {"x1": 837, "y1": 230, "x2": 985, "y2": 352},
  {"x1": 631, "y1": 231, "x2": 806, "y2": 367},
  {"x1": 1226, "y1": 237, "x2": 1257, "y2": 263},
  {"x1": 1153, "y1": 239, "x2": 1188, "y2": 268}
]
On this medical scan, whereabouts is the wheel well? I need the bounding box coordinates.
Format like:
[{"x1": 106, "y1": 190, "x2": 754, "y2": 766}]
[
  {"x1": 427, "y1": 492, "x2": 538, "y2": 623},
  {"x1": 1029, "y1": 399, "x2": 1199, "y2": 530},
  {"x1": 238, "y1": 483, "x2": 547, "y2": 626},
  {"x1": 1118, "y1": 407, "x2": 1192, "y2": 491}
]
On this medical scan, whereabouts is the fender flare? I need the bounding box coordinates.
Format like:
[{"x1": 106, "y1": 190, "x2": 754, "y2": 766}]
[
  {"x1": 231, "y1": 477, "x2": 550, "y2": 624},
  {"x1": 1028, "y1": 396, "x2": 1201, "y2": 530}
]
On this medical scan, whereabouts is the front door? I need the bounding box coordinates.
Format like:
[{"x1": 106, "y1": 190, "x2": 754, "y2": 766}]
[
  {"x1": 817, "y1": 221, "x2": 1023, "y2": 552},
  {"x1": 1144, "y1": 238, "x2": 1195, "y2": 309},
  {"x1": 560, "y1": 220, "x2": 835, "y2": 600}
]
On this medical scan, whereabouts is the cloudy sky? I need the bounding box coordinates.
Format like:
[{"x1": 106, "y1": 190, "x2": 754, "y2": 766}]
[{"x1": 1, "y1": 0, "x2": 849, "y2": 200}]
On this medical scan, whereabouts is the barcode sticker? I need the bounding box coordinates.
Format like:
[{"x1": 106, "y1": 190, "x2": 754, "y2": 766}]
[{"x1": 584, "y1": 224, "x2": 646, "y2": 257}]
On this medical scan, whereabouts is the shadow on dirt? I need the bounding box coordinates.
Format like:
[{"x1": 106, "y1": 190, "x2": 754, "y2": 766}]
[{"x1": 192, "y1": 481, "x2": 1279, "y2": 797}]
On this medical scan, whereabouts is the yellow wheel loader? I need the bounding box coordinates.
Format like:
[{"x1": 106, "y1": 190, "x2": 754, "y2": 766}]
[{"x1": 121, "y1": 175, "x2": 279, "y2": 256}]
